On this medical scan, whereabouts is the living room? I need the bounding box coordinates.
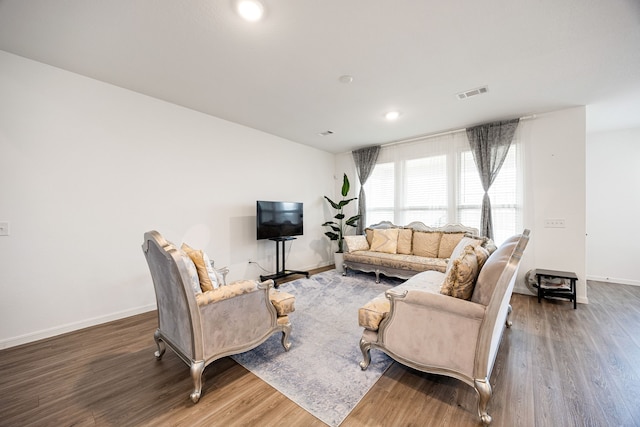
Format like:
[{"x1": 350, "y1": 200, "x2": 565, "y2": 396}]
[{"x1": 1, "y1": 1, "x2": 639, "y2": 425}]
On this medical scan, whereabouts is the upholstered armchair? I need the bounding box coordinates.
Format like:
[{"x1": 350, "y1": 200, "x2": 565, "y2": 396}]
[
  {"x1": 359, "y1": 230, "x2": 530, "y2": 425},
  {"x1": 142, "y1": 230, "x2": 295, "y2": 403}
]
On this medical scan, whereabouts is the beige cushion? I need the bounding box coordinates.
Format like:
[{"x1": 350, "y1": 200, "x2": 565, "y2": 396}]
[
  {"x1": 365, "y1": 228, "x2": 374, "y2": 247},
  {"x1": 438, "y1": 233, "x2": 466, "y2": 258},
  {"x1": 358, "y1": 296, "x2": 390, "y2": 331},
  {"x1": 412, "y1": 231, "x2": 442, "y2": 258},
  {"x1": 344, "y1": 235, "x2": 370, "y2": 252},
  {"x1": 475, "y1": 245, "x2": 491, "y2": 270},
  {"x1": 397, "y1": 228, "x2": 413, "y2": 254},
  {"x1": 441, "y1": 245, "x2": 479, "y2": 300},
  {"x1": 269, "y1": 289, "x2": 296, "y2": 316},
  {"x1": 370, "y1": 228, "x2": 400, "y2": 254},
  {"x1": 182, "y1": 243, "x2": 215, "y2": 292},
  {"x1": 446, "y1": 236, "x2": 485, "y2": 274}
]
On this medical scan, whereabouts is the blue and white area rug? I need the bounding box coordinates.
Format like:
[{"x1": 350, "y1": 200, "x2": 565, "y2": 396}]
[{"x1": 232, "y1": 270, "x2": 401, "y2": 426}]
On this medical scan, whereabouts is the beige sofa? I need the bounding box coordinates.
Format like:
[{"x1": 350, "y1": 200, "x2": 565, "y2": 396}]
[
  {"x1": 343, "y1": 221, "x2": 494, "y2": 282},
  {"x1": 358, "y1": 230, "x2": 530, "y2": 425},
  {"x1": 142, "y1": 230, "x2": 296, "y2": 403}
]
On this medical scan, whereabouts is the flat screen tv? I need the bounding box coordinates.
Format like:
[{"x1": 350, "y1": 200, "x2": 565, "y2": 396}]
[{"x1": 256, "y1": 201, "x2": 304, "y2": 240}]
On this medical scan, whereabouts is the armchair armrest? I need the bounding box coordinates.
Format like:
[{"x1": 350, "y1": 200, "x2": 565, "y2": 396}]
[
  {"x1": 387, "y1": 288, "x2": 485, "y2": 321},
  {"x1": 195, "y1": 279, "x2": 265, "y2": 306}
]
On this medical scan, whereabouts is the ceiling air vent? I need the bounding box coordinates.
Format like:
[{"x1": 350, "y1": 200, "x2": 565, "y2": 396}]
[{"x1": 456, "y1": 86, "x2": 489, "y2": 100}]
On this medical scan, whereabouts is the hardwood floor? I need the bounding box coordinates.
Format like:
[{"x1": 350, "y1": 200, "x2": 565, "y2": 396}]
[{"x1": 1, "y1": 280, "x2": 639, "y2": 427}]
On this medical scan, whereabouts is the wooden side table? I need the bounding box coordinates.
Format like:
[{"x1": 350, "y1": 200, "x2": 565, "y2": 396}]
[{"x1": 536, "y1": 269, "x2": 578, "y2": 309}]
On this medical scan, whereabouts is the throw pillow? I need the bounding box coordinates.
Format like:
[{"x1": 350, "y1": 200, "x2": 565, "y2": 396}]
[
  {"x1": 365, "y1": 228, "x2": 375, "y2": 247},
  {"x1": 181, "y1": 243, "x2": 218, "y2": 292},
  {"x1": 412, "y1": 231, "x2": 441, "y2": 258},
  {"x1": 440, "y1": 245, "x2": 479, "y2": 300},
  {"x1": 370, "y1": 228, "x2": 400, "y2": 254},
  {"x1": 474, "y1": 245, "x2": 491, "y2": 271},
  {"x1": 170, "y1": 243, "x2": 202, "y2": 295},
  {"x1": 397, "y1": 228, "x2": 413, "y2": 254},
  {"x1": 344, "y1": 235, "x2": 370, "y2": 252},
  {"x1": 438, "y1": 232, "x2": 466, "y2": 259},
  {"x1": 445, "y1": 236, "x2": 485, "y2": 274}
]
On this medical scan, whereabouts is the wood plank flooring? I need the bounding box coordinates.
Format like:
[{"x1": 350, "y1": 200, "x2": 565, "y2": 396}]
[{"x1": 1, "y1": 280, "x2": 639, "y2": 426}]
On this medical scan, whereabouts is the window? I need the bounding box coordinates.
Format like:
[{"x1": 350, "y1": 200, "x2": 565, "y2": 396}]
[
  {"x1": 363, "y1": 131, "x2": 521, "y2": 246},
  {"x1": 364, "y1": 161, "x2": 394, "y2": 226}
]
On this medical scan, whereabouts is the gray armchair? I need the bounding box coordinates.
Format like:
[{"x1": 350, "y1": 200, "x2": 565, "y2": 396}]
[{"x1": 142, "y1": 230, "x2": 295, "y2": 403}]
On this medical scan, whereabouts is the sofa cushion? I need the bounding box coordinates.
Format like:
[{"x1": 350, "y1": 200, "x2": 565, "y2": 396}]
[
  {"x1": 412, "y1": 231, "x2": 441, "y2": 258},
  {"x1": 438, "y1": 232, "x2": 466, "y2": 259},
  {"x1": 441, "y1": 245, "x2": 479, "y2": 300},
  {"x1": 471, "y1": 236, "x2": 519, "y2": 305},
  {"x1": 365, "y1": 228, "x2": 375, "y2": 247},
  {"x1": 344, "y1": 235, "x2": 370, "y2": 252},
  {"x1": 269, "y1": 289, "x2": 296, "y2": 316},
  {"x1": 344, "y1": 250, "x2": 448, "y2": 273},
  {"x1": 370, "y1": 228, "x2": 400, "y2": 254},
  {"x1": 397, "y1": 228, "x2": 413, "y2": 254}
]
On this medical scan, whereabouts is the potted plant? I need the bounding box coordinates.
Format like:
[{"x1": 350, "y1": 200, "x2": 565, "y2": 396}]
[{"x1": 322, "y1": 173, "x2": 360, "y2": 271}]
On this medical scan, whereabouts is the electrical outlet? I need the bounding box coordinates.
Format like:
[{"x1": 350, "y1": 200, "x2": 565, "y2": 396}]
[
  {"x1": 0, "y1": 221, "x2": 9, "y2": 236},
  {"x1": 544, "y1": 219, "x2": 565, "y2": 228}
]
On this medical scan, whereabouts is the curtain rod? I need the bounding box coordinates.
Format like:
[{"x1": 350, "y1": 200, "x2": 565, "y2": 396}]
[{"x1": 381, "y1": 114, "x2": 537, "y2": 148}]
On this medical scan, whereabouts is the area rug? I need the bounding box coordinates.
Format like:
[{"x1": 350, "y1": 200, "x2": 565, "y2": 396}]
[{"x1": 231, "y1": 270, "x2": 401, "y2": 426}]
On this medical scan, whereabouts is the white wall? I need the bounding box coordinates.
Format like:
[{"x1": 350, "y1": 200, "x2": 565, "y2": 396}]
[
  {"x1": 586, "y1": 127, "x2": 640, "y2": 286},
  {"x1": 337, "y1": 107, "x2": 588, "y2": 302},
  {"x1": 518, "y1": 107, "x2": 587, "y2": 302},
  {"x1": 0, "y1": 51, "x2": 336, "y2": 349}
]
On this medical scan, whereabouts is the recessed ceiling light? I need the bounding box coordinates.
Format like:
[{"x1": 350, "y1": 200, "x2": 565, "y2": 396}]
[
  {"x1": 385, "y1": 111, "x2": 401, "y2": 121},
  {"x1": 236, "y1": 0, "x2": 264, "y2": 22}
]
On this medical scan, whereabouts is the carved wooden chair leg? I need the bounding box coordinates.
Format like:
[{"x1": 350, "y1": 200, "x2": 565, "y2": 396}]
[
  {"x1": 474, "y1": 377, "x2": 493, "y2": 425},
  {"x1": 505, "y1": 304, "x2": 513, "y2": 328},
  {"x1": 189, "y1": 361, "x2": 205, "y2": 403},
  {"x1": 281, "y1": 323, "x2": 292, "y2": 351},
  {"x1": 359, "y1": 338, "x2": 372, "y2": 370},
  {"x1": 153, "y1": 329, "x2": 166, "y2": 360}
]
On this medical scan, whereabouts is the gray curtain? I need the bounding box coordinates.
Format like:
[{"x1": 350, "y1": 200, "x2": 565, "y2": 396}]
[
  {"x1": 466, "y1": 119, "x2": 519, "y2": 239},
  {"x1": 352, "y1": 146, "x2": 380, "y2": 234}
]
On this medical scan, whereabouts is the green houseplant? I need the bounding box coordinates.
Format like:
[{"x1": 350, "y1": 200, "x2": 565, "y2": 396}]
[{"x1": 322, "y1": 173, "x2": 360, "y2": 254}]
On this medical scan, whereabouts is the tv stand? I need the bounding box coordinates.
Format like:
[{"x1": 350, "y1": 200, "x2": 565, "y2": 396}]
[{"x1": 260, "y1": 237, "x2": 309, "y2": 287}]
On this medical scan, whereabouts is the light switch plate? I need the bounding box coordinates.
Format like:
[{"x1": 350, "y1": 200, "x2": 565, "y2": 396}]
[
  {"x1": 0, "y1": 221, "x2": 9, "y2": 236},
  {"x1": 544, "y1": 219, "x2": 565, "y2": 228}
]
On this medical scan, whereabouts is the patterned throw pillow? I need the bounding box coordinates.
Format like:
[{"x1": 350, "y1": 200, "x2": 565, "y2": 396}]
[
  {"x1": 370, "y1": 228, "x2": 400, "y2": 254},
  {"x1": 412, "y1": 231, "x2": 442, "y2": 258},
  {"x1": 440, "y1": 245, "x2": 479, "y2": 300},
  {"x1": 344, "y1": 235, "x2": 370, "y2": 252},
  {"x1": 445, "y1": 236, "x2": 485, "y2": 274}
]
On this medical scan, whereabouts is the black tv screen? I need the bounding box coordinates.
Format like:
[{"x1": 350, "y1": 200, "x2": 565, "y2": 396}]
[{"x1": 256, "y1": 201, "x2": 304, "y2": 240}]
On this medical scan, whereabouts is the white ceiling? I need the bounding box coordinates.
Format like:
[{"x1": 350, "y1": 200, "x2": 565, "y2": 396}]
[{"x1": 1, "y1": 0, "x2": 639, "y2": 153}]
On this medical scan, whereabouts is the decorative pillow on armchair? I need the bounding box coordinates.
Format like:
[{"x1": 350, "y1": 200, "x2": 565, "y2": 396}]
[
  {"x1": 181, "y1": 243, "x2": 221, "y2": 292},
  {"x1": 441, "y1": 245, "x2": 479, "y2": 300}
]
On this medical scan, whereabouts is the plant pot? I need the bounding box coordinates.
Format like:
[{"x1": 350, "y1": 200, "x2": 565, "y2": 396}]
[{"x1": 334, "y1": 252, "x2": 344, "y2": 273}]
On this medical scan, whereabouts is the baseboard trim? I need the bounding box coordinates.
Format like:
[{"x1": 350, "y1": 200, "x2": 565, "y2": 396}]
[
  {"x1": 0, "y1": 304, "x2": 157, "y2": 350},
  {"x1": 587, "y1": 275, "x2": 640, "y2": 287}
]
